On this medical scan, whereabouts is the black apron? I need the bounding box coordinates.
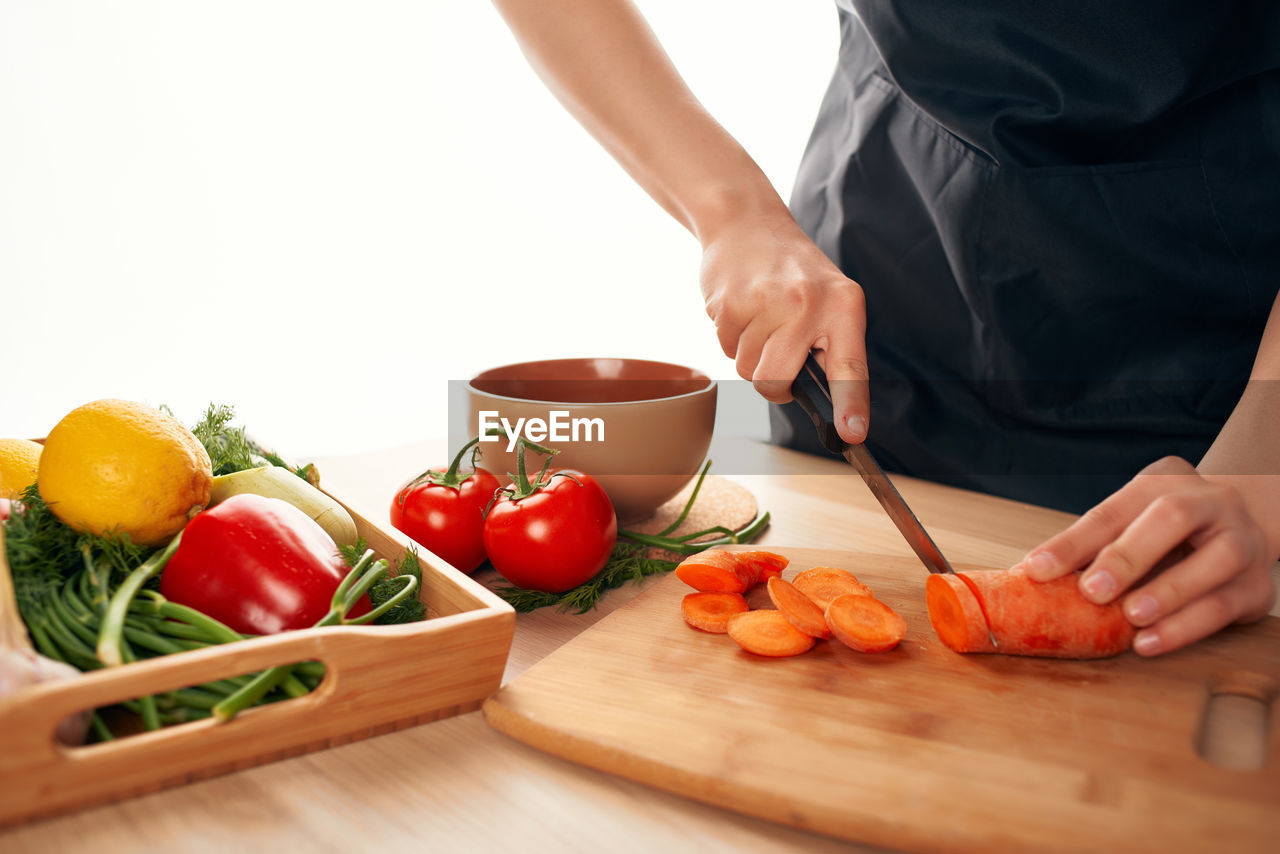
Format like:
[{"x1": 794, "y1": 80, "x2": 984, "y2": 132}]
[{"x1": 777, "y1": 1, "x2": 1280, "y2": 513}]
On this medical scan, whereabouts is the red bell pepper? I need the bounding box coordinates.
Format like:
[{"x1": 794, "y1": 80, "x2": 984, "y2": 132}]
[{"x1": 160, "y1": 493, "x2": 370, "y2": 635}]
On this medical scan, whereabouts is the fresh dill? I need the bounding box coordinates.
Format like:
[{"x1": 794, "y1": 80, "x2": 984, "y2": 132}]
[
  {"x1": 4, "y1": 484, "x2": 153, "y2": 621},
  {"x1": 189, "y1": 403, "x2": 314, "y2": 482},
  {"x1": 491, "y1": 541, "x2": 678, "y2": 614},
  {"x1": 486, "y1": 460, "x2": 771, "y2": 613},
  {"x1": 190, "y1": 403, "x2": 260, "y2": 475},
  {"x1": 4, "y1": 484, "x2": 82, "y2": 615}
]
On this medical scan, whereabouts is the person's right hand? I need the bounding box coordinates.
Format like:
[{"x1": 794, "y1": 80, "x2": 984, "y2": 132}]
[
  {"x1": 488, "y1": 1, "x2": 866, "y2": 434},
  {"x1": 699, "y1": 207, "x2": 870, "y2": 444}
]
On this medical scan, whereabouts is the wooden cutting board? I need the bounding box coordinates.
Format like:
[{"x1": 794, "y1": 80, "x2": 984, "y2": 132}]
[{"x1": 482, "y1": 548, "x2": 1280, "y2": 853}]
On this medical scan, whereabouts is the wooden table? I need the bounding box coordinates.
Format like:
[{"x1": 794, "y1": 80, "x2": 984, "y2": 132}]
[{"x1": 3, "y1": 438, "x2": 1275, "y2": 854}]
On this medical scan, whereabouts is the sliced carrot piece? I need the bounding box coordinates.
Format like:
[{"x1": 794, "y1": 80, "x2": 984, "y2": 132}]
[
  {"x1": 726, "y1": 610, "x2": 816, "y2": 658},
  {"x1": 825, "y1": 593, "x2": 907, "y2": 653},
  {"x1": 681, "y1": 592, "x2": 749, "y2": 634},
  {"x1": 756, "y1": 566, "x2": 784, "y2": 585},
  {"x1": 792, "y1": 566, "x2": 873, "y2": 610},
  {"x1": 766, "y1": 576, "x2": 830, "y2": 638},
  {"x1": 675, "y1": 549, "x2": 756, "y2": 593},
  {"x1": 926, "y1": 574, "x2": 980, "y2": 653},
  {"x1": 737, "y1": 550, "x2": 789, "y2": 587}
]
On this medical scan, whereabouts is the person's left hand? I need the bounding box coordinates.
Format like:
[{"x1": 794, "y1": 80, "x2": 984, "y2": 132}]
[{"x1": 1015, "y1": 456, "x2": 1277, "y2": 656}]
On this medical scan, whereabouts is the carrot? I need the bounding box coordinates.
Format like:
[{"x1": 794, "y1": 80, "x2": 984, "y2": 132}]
[
  {"x1": 737, "y1": 550, "x2": 790, "y2": 587},
  {"x1": 926, "y1": 567, "x2": 1136, "y2": 659},
  {"x1": 681, "y1": 592, "x2": 749, "y2": 633},
  {"x1": 766, "y1": 576, "x2": 830, "y2": 638},
  {"x1": 791, "y1": 566, "x2": 873, "y2": 610},
  {"x1": 756, "y1": 566, "x2": 784, "y2": 585},
  {"x1": 825, "y1": 593, "x2": 907, "y2": 653},
  {"x1": 674, "y1": 549, "x2": 757, "y2": 593},
  {"x1": 726, "y1": 610, "x2": 816, "y2": 658}
]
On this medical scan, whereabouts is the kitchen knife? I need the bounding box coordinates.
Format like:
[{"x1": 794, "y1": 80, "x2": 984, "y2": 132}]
[
  {"x1": 788, "y1": 351, "x2": 956, "y2": 576},
  {"x1": 789, "y1": 353, "x2": 1001, "y2": 647}
]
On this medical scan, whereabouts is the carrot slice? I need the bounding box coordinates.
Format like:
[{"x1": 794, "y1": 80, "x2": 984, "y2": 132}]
[
  {"x1": 756, "y1": 566, "x2": 784, "y2": 585},
  {"x1": 926, "y1": 575, "x2": 978, "y2": 653},
  {"x1": 926, "y1": 568, "x2": 1135, "y2": 659},
  {"x1": 726, "y1": 610, "x2": 816, "y2": 657},
  {"x1": 674, "y1": 549, "x2": 756, "y2": 593},
  {"x1": 954, "y1": 571, "x2": 996, "y2": 641},
  {"x1": 766, "y1": 576, "x2": 830, "y2": 638},
  {"x1": 792, "y1": 566, "x2": 873, "y2": 610},
  {"x1": 825, "y1": 594, "x2": 907, "y2": 653},
  {"x1": 737, "y1": 550, "x2": 790, "y2": 587},
  {"x1": 681, "y1": 592, "x2": 749, "y2": 634}
]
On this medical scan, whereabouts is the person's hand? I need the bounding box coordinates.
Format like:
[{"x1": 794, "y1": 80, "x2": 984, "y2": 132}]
[
  {"x1": 699, "y1": 208, "x2": 870, "y2": 444},
  {"x1": 1016, "y1": 456, "x2": 1277, "y2": 656}
]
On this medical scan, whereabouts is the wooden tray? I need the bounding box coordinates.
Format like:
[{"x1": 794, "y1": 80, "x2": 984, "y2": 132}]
[{"x1": 0, "y1": 494, "x2": 516, "y2": 829}]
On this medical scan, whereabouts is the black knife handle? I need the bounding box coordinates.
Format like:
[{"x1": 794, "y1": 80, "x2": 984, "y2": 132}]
[{"x1": 789, "y1": 354, "x2": 846, "y2": 455}]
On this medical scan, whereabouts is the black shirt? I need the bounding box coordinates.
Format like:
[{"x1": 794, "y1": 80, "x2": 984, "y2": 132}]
[{"x1": 780, "y1": 2, "x2": 1280, "y2": 512}]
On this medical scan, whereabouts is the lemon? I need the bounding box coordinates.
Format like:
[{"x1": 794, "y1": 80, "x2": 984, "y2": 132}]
[
  {"x1": 0, "y1": 438, "x2": 43, "y2": 499},
  {"x1": 38, "y1": 399, "x2": 214, "y2": 546}
]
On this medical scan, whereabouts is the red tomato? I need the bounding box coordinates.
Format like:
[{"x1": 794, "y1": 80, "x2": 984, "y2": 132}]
[
  {"x1": 0, "y1": 498, "x2": 10, "y2": 521},
  {"x1": 483, "y1": 468, "x2": 617, "y2": 593},
  {"x1": 389, "y1": 438, "x2": 500, "y2": 574}
]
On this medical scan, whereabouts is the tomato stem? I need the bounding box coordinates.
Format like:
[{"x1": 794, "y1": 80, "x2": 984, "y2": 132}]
[
  {"x1": 505, "y1": 436, "x2": 563, "y2": 501},
  {"x1": 397, "y1": 435, "x2": 487, "y2": 503}
]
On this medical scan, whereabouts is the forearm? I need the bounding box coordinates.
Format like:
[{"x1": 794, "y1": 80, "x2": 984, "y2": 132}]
[
  {"x1": 1198, "y1": 291, "x2": 1280, "y2": 559},
  {"x1": 491, "y1": 0, "x2": 789, "y2": 244}
]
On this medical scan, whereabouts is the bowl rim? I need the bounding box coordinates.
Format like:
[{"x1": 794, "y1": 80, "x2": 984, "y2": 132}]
[{"x1": 467, "y1": 357, "x2": 717, "y2": 406}]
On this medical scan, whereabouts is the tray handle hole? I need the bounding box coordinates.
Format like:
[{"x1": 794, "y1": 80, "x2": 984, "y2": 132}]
[
  {"x1": 70, "y1": 658, "x2": 327, "y2": 746},
  {"x1": 1196, "y1": 672, "x2": 1274, "y2": 771}
]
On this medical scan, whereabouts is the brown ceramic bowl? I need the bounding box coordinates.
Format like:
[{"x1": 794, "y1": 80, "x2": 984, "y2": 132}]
[{"x1": 467, "y1": 358, "x2": 717, "y2": 523}]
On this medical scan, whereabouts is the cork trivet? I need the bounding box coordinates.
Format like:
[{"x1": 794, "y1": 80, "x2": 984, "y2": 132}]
[{"x1": 625, "y1": 475, "x2": 760, "y2": 563}]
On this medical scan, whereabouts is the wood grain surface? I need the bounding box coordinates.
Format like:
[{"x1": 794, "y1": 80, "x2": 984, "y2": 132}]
[
  {"x1": 484, "y1": 547, "x2": 1280, "y2": 854},
  {"x1": 4, "y1": 438, "x2": 1277, "y2": 854}
]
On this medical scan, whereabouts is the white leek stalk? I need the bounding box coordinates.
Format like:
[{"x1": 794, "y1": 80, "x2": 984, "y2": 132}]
[{"x1": 210, "y1": 465, "x2": 359, "y2": 546}]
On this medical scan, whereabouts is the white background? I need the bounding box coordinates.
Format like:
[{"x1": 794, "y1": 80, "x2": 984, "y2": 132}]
[{"x1": 1, "y1": 1, "x2": 839, "y2": 458}]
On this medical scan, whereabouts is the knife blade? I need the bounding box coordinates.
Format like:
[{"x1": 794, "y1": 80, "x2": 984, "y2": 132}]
[
  {"x1": 788, "y1": 352, "x2": 955, "y2": 576},
  {"x1": 788, "y1": 352, "x2": 997, "y2": 647}
]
